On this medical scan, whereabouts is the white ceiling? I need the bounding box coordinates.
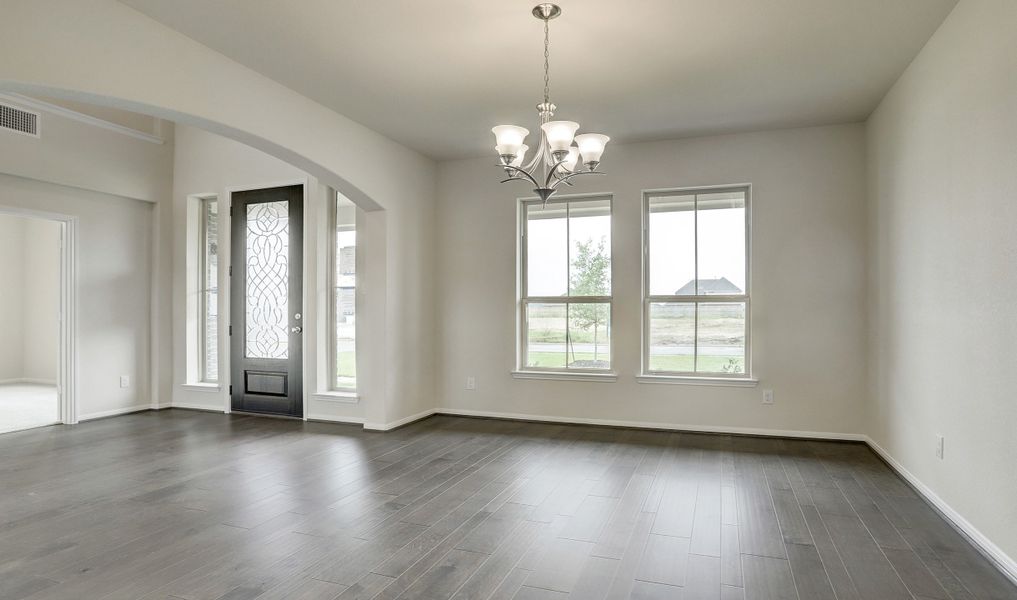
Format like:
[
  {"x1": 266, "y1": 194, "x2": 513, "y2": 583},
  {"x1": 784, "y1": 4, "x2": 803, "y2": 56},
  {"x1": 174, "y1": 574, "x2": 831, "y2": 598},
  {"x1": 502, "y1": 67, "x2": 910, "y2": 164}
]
[{"x1": 121, "y1": 0, "x2": 956, "y2": 161}]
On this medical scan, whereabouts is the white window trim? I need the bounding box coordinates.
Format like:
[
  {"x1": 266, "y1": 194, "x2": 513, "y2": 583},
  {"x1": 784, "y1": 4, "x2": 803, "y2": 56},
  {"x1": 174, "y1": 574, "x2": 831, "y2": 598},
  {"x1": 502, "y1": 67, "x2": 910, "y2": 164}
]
[
  {"x1": 517, "y1": 193, "x2": 614, "y2": 376},
  {"x1": 181, "y1": 382, "x2": 222, "y2": 393},
  {"x1": 641, "y1": 184, "x2": 753, "y2": 382},
  {"x1": 328, "y1": 191, "x2": 358, "y2": 393},
  {"x1": 197, "y1": 195, "x2": 218, "y2": 384}
]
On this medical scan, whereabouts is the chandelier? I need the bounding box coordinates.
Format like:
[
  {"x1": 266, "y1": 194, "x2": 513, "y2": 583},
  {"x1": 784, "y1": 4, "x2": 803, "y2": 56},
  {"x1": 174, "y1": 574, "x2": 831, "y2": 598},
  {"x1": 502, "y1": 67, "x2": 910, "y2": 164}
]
[{"x1": 492, "y1": 3, "x2": 610, "y2": 204}]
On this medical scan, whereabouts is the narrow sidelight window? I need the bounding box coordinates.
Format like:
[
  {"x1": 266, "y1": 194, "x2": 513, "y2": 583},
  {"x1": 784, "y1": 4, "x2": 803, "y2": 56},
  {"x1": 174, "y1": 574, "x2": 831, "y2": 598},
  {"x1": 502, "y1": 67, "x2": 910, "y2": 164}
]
[
  {"x1": 644, "y1": 187, "x2": 750, "y2": 377},
  {"x1": 520, "y1": 195, "x2": 612, "y2": 372},
  {"x1": 332, "y1": 193, "x2": 357, "y2": 390},
  {"x1": 199, "y1": 196, "x2": 219, "y2": 382}
]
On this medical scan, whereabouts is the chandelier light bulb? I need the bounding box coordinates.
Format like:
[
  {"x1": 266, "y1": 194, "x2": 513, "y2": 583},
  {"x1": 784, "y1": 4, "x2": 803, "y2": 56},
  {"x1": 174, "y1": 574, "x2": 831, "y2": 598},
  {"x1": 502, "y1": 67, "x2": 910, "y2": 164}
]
[
  {"x1": 574, "y1": 133, "x2": 610, "y2": 165},
  {"x1": 492, "y1": 125, "x2": 529, "y2": 156},
  {"x1": 541, "y1": 121, "x2": 580, "y2": 152}
]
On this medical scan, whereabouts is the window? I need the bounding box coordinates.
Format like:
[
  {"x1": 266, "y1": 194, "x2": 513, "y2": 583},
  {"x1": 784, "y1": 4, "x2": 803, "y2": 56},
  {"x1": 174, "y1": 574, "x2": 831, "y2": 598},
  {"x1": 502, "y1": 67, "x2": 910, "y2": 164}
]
[
  {"x1": 332, "y1": 193, "x2": 357, "y2": 390},
  {"x1": 520, "y1": 195, "x2": 612, "y2": 372},
  {"x1": 198, "y1": 196, "x2": 219, "y2": 382},
  {"x1": 644, "y1": 187, "x2": 749, "y2": 377}
]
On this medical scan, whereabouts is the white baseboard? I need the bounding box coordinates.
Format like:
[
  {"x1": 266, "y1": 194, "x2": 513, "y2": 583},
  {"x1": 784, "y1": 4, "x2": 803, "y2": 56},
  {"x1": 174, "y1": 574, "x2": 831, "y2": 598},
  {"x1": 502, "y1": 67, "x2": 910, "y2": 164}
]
[
  {"x1": 306, "y1": 413, "x2": 366, "y2": 425},
  {"x1": 364, "y1": 409, "x2": 436, "y2": 432},
  {"x1": 169, "y1": 402, "x2": 227, "y2": 413},
  {"x1": 434, "y1": 407, "x2": 866, "y2": 441},
  {"x1": 0, "y1": 421, "x2": 62, "y2": 435},
  {"x1": 865, "y1": 436, "x2": 1017, "y2": 585},
  {"x1": 78, "y1": 404, "x2": 152, "y2": 421},
  {"x1": 0, "y1": 378, "x2": 57, "y2": 386}
]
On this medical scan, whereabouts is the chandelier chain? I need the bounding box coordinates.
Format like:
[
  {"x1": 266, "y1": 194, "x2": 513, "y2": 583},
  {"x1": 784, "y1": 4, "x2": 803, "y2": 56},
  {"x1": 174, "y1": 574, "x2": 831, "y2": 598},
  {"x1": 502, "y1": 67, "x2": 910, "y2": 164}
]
[{"x1": 543, "y1": 18, "x2": 550, "y2": 105}]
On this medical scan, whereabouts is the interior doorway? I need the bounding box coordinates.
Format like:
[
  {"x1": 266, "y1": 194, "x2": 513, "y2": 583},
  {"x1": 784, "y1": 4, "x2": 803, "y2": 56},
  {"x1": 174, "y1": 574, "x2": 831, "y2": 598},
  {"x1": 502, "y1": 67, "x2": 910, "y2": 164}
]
[{"x1": 0, "y1": 210, "x2": 68, "y2": 434}]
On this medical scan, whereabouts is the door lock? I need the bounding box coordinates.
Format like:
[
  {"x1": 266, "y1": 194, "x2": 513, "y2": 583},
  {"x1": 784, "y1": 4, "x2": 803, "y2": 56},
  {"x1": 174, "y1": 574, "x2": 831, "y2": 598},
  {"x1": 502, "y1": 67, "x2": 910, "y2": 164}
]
[{"x1": 291, "y1": 326, "x2": 303, "y2": 334}]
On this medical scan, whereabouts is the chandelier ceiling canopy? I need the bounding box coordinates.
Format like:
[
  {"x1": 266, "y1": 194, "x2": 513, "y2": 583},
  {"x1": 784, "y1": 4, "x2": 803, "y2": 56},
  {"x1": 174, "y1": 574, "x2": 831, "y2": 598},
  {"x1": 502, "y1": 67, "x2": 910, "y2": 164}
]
[{"x1": 491, "y1": 3, "x2": 610, "y2": 204}]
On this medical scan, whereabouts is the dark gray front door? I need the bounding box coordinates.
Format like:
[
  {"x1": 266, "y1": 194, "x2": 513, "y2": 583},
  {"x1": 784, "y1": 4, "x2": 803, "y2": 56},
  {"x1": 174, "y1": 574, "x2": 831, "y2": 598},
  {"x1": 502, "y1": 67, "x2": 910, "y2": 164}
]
[{"x1": 230, "y1": 185, "x2": 303, "y2": 418}]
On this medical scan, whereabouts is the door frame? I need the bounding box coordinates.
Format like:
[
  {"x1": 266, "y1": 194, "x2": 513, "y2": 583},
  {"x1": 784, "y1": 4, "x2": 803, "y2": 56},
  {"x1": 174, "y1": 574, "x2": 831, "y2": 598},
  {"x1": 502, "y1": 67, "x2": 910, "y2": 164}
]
[
  {"x1": 0, "y1": 204, "x2": 78, "y2": 428},
  {"x1": 221, "y1": 178, "x2": 310, "y2": 419}
]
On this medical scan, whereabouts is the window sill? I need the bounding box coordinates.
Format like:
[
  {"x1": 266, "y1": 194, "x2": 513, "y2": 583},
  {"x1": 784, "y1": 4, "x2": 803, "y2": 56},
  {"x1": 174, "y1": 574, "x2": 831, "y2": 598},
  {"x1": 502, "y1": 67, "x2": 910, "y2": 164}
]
[
  {"x1": 313, "y1": 390, "x2": 360, "y2": 404},
  {"x1": 511, "y1": 370, "x2": 618, "y2": 383},
  {"x1": 181, "y1": 382, "x2": 222, "y2": 393},
  {"x1": 636, "y1": 374, "x2": 759, "y2": 387}
]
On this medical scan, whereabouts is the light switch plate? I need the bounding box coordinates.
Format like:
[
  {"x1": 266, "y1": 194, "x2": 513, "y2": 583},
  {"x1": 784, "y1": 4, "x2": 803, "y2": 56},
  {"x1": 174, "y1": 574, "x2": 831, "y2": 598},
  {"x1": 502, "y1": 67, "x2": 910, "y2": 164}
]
[
  {"x1": 120, "y1": 375, "x2": 130, "y2": 388},
  {"x1": 762, "y1": 389, "x2": 774, "y2": 405}
]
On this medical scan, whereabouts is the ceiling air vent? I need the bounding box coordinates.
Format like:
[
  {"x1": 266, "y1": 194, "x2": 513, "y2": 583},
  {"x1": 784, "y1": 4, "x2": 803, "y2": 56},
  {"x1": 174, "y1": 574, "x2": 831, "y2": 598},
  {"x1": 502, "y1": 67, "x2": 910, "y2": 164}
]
[{"x1": 0, "y1": 103, "x2": 40, "y2": 138}]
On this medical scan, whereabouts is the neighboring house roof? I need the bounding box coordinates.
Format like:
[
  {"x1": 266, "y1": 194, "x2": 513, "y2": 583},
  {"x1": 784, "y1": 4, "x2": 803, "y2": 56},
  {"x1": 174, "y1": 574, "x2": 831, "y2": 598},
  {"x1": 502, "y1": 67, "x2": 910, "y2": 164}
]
[{"x1": 675, "y1": 277, "x2": 742, "y2": 295}]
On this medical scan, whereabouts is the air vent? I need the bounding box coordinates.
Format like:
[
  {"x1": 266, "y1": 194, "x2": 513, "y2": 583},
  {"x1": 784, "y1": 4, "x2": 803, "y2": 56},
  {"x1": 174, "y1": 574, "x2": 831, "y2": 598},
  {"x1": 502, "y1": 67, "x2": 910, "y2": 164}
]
[{"x1": 0, "y1": 103, "x2": 40, "y2": 138}]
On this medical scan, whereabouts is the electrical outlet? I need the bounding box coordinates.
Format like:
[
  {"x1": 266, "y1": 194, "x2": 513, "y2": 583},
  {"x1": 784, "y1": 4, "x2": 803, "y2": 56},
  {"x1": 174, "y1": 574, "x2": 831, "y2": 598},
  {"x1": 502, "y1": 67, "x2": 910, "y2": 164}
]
[
  {"x1": 466, "y1": 376, "x2": 476, "y2": 390},
  {"x1": 762, "y1": 389, "x2": 774, "y2": 405},
  {"x1": 936, "y1": 435, "x2": 945, "y2": 459},
  {"x1": 120, "y1": 375, "x2": 130, "y2": 389}
]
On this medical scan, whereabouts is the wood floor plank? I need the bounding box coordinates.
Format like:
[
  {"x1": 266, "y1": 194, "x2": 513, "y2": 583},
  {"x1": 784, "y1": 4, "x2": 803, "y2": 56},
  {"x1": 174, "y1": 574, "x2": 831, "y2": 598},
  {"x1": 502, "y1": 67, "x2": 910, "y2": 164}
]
[
  {"x1": 741, "y1": 555, "x2": 797, "y2": 600},
  {"x1": 1, "y1": 411, "x2": 1013, "y2": 600}
]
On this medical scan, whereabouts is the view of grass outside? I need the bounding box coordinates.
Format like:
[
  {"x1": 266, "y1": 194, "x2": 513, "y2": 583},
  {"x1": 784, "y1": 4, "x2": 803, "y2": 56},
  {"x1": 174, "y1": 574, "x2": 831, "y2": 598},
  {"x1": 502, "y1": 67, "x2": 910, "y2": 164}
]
[
  {"x1": 335, "y1": 194, "x2": 357, "y2": 390},
  {"x1": 646, "y1": 189, "x2": 748, "y2": 376},
  {"x1": 523, "y1": 196, "x2": 613, "y2": 371},
  {"x1": 647, "y1": 302, "x2": 745, "y2": 374}
]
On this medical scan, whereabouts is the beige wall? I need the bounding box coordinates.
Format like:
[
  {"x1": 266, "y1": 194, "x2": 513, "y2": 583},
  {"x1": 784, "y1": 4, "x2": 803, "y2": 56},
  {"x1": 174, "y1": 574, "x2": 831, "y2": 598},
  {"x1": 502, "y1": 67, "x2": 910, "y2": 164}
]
[
  {"x1": 170, "y1": 125, "x2": 371, "y2": 424},
  {"x1": 0, "y1": 216, "x2": 26, "y2": 381},
  {"x1": 22, "y1": 216, "x2": 60, "y2": 383},
  {"x1": 867, "y1": 0, "x2": 1017, "y2": 568},
  {"x1": 0, "y1": 174, "x2": 154, "y2": 418},
  {"x1": 436, "y1": 123, "x2": 868, "y2": 436}
]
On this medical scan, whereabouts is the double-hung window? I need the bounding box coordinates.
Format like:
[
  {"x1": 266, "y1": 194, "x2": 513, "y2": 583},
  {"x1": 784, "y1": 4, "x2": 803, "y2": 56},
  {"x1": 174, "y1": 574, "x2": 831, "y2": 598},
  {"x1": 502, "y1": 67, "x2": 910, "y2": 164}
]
[
  {"x1": 519, "y1": 195, "x2": 612, "y2": 372},
  {"x1": 331, "y1": 193, "x2": 357, "y2": 390},
  {"x1": 198, "y1": 196, "x2": 219, "y2": 383},
  {"x1": 644, "y1": 186, "x2": 750, "y2": 377}
]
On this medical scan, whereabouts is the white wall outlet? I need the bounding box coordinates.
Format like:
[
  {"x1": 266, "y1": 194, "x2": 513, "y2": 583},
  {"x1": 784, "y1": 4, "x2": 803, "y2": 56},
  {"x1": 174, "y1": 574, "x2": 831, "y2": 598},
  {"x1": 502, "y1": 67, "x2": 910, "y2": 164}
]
[
  {"x1": 762, "y1": 389, "x2": 774, "y2": 405},
  {"x1": 466, "y1": 376, "x2": 476, "y2": 390},
  {"x1": 936, "y1": 435, "x2": 945, "y2": 459},
  {"x1": 120, "y1": 375, "x2": 130, "y2": 388}
]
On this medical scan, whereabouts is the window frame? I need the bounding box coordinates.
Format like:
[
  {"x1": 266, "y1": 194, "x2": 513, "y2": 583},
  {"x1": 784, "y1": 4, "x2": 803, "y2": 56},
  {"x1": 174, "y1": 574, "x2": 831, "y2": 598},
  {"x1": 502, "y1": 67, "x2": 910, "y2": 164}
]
[
  {"x1": 197, "y1": 195, "x2": 219, "y2": 384},
  {"x1": 517, "y1": 193, "x2": 615, "y2": 375},
  {"x1": 328, "y1": 191, "x2": 358, "y2": 392},
  {"x1": 641, "y1": 184, "x2": 752, "y2": 380}
]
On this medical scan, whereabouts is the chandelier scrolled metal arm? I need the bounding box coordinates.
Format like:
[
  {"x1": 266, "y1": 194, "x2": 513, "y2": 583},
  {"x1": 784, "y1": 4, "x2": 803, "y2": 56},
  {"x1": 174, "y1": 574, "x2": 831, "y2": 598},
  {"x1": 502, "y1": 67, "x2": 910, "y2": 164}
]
[{"x1": 491, "y1": 3, "x2": 610, "y2": 205}]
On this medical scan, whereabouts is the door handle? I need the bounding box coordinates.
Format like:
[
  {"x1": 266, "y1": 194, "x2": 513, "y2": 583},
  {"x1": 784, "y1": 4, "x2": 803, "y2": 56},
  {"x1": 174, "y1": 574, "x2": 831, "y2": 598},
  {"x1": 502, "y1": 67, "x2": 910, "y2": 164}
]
[{"x1": 291, "y1": 326, "x2": 303, "y2": 334}]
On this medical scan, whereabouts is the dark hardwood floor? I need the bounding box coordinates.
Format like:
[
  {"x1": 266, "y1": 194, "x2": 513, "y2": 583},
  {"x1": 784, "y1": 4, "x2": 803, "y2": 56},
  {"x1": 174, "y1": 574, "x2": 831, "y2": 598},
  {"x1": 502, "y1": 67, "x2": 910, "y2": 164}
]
[{"x1": 0, "y1": 410, "x2": 1013, "y2": 600}]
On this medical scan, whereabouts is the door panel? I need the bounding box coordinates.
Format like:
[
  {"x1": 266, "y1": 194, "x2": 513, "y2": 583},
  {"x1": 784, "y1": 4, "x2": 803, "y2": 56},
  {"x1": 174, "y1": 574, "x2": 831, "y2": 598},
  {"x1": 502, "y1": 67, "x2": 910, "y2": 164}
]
[{"x1": 230, "y1": 185, "x2": 303, "y2": 417}]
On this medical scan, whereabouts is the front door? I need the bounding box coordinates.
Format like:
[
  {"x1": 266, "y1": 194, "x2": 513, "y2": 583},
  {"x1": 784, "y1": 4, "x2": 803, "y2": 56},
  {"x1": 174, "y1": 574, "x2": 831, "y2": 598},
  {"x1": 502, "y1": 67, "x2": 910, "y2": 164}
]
[{"x1": 230, "y1": 185, "x2": 303, "y2": 417}]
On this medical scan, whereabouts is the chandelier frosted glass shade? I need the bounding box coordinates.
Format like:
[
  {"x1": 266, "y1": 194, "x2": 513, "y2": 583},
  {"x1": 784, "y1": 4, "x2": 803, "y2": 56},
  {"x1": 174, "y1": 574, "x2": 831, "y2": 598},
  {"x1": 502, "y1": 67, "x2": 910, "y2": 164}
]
[
  {"x1": 488, "y1": 4, "x2": 609, "y2": 204},
  {"x1": 492, "y1": 125, "x2": 529, "y2": 157},
  {"x1": 540, "y1": 121, "x2": 580, "y2": 152},
  {"x1": 574, "y1": 133, "x2": 610, "y2": 165}
]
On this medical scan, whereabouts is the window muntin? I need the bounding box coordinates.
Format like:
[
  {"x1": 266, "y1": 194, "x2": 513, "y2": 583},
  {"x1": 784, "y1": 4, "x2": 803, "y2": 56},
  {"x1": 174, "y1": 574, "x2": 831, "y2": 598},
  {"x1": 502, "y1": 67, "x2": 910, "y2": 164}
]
[
  {"x1": 199, "y1": 196, "x2": 219, "y2": 382},
  {"x1": 333, "y1": 193, "x2": 357, "y2": 390},
  {"x1": 521, "y1": 195, "x2": 612, "y2": 372},
  {"x1": 644, "y1": 187, "x2": 749, "y2": 377}
]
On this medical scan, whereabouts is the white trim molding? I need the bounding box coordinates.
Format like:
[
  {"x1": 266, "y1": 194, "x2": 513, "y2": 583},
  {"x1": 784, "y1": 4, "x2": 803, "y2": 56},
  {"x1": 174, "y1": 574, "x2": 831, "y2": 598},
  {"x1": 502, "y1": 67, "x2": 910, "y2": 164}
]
[
  {"x1": 170, "y1": 402, "x2": 227, "y2": 413},
  {"x1": 434, "y1": 407, "x2": 864, "y2": 441},
  {"x1": 364, "y1": 409, "x2": 436, "y2": 432},
  {"x1": 181, "y1": 383, "x2": 222, "y2": 394},
  {"x1": 636, "y1": 374, "x2": 759, "y2": 387},
  {"x1": 313, "y1": 391, "x2": 360, "y2": 404},
  {"x1": 865, "y1": 436, "x2": 1017, "y2": 585},
  {"x1": 78, "y1": 405, "x2": 151, "y2": 421},
  {"x1": 511, "y1": 370, "x2": 618, "y2": 383},
  {"x1": 306, "y1": 413, "x2": 365, "y2": 425},
  {"x1": 0, "y1": 93, "x2": 165, "y2": 144}
]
